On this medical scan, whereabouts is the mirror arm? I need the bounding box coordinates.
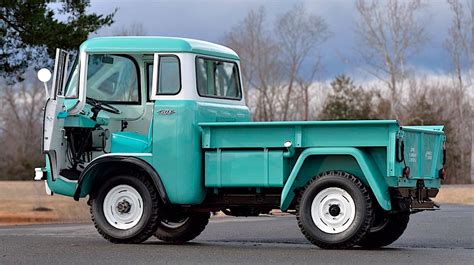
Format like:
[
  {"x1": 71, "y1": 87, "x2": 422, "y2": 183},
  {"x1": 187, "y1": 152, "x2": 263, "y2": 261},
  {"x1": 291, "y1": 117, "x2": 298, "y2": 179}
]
[{"x1": 43, "y1": 82, "x2": 50, "y2": 99}]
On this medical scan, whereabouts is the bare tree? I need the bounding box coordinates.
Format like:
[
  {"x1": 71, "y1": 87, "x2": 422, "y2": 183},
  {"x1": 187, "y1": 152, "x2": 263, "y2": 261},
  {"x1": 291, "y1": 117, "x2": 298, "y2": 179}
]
[
  {"x1": 352, "y1": 0, "x2": 472, "y2": 183},
  {"x1": 354, "y1": 0, "x2": 427, "y2": 119},
  {"x1": 0, "y1": 76, "x2": 45, "y2": 180},
  {"x1": 275, "y1": 5, "x2": 330, "y2": 120},
  {"x1": 444, "y1": 0, "x2": 473, "y2": 183},
  {"x1": 445, "y1": 0, "x2": 472, "y2": 89},
  {"x1": 224, "y1": 8, "x2": 283, "y2": 121},
  {"x1": 223, "y1": 5, "x2": 330, "y2": 121}
]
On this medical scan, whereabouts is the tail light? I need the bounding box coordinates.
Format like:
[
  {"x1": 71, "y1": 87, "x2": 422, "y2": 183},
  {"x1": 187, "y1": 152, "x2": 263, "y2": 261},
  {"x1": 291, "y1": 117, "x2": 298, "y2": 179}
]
[
  {"x1": 442, "y1": 141, "x2": 446, "y2": 165},
  {"x1": 402, "y1": 166, "x2": 410, "y2": 178},
  {"x1": 439, "y1": 167, "x2": 446, "y2": 180}
]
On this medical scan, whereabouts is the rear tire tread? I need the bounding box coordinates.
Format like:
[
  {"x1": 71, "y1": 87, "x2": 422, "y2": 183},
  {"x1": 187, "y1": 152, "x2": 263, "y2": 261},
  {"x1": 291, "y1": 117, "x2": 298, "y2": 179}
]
[
  {"x1": 358, "y1": 213, "x2": 410, "y2": 248},
  {"x1": 296, "y1": 171, "x2": 374, "y2": 249},
  {"x1": 155, "y1": 213, "x2": 210, "y2": 244}
]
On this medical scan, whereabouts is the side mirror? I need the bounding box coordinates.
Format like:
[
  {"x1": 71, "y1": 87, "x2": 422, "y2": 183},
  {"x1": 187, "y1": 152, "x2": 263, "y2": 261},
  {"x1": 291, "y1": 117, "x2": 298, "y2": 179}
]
[
  {"x1": 37, "y1": 68, "x2": 52, "y2": 83},
  {"x1": 37, "y1": 68, "x2": 52, "y2": 98}
]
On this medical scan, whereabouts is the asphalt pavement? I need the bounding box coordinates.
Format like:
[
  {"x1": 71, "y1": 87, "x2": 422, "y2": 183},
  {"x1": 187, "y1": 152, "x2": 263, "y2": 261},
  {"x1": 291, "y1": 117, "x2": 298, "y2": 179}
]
[{"x1": 0, "y1": 205, "x2": 472, "y2": 265}]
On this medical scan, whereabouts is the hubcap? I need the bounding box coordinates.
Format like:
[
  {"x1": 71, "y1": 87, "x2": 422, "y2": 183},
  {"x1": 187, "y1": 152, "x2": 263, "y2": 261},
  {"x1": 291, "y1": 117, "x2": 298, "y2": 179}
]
[
  {"x1": 311, "y1": 187, "x2": 356, "y2": 234},
  {"x1": 116, "y1": 200, "x2": 131, "y2": 214},
  {"x1": 103, "y1": 185, "x2": 144, "y2": 230},
  {"x1": 329, "y1": 204, "x2": 341, "y2": 216}
]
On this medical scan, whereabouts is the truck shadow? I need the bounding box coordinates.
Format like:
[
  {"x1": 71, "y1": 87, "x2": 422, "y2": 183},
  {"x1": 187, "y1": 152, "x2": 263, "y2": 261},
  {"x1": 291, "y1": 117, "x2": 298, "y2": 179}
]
[{"x1": 143, "y1": 240, "x2": 404, "y2": 251}]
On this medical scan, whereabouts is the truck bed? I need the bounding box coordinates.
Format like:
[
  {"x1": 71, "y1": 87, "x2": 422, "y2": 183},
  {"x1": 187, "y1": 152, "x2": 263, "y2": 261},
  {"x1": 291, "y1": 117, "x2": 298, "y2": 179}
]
[{"x1": 200, "y1": 120, "x2": 445, "y2": 189}]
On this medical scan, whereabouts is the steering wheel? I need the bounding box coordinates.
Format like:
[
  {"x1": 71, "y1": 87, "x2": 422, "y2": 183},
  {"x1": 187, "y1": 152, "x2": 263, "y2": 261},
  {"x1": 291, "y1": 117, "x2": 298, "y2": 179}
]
[{"x1": 86, "y1": 97, "x2": 121, "y2": 115}]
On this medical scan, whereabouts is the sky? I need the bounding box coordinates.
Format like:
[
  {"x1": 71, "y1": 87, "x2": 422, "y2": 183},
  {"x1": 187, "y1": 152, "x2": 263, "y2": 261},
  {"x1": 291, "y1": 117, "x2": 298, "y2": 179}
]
[{"x1": 85, "y1": 0, "x2": 458, "y2": 80}]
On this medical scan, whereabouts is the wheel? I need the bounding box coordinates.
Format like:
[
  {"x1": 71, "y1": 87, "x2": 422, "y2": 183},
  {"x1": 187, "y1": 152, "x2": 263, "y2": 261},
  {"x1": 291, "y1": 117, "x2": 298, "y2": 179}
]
[
  {"x1": 154, "y1": 212, "x2": 210, "y2": 244},
  {"x1": 357, "y1": 212, "x2": 409, "y2": 248},
  {"x1": 296, "y1": 171, "x2": 374, "y2": 249},
  {"x1": 90, "y1": 174, "x2": 160, "y2": 244}
]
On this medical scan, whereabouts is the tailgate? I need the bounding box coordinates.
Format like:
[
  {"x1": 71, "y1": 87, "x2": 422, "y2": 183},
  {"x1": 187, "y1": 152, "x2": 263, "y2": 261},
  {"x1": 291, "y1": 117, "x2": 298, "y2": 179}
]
[{"x1": 399, "y1": 126, "x2": 445, "y2": 180}]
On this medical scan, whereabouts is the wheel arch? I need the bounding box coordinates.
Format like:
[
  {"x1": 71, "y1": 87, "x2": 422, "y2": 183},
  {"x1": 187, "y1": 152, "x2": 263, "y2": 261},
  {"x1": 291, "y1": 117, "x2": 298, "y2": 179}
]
[
  {"x1": 73, "y1": 155, "x2": 168, "y2": 204},
  {"x1": 280, "y1": 147, "x2": 391, "y2": 211}
]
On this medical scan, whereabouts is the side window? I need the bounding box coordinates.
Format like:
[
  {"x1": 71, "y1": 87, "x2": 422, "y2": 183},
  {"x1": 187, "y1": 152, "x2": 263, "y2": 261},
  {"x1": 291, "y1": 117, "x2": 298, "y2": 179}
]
[
  {"x1": 52, "y1": 49, "x2": 69, "y2": 98},
  {"x1": 196, "y1": 57, "x2": 241, "y2": 100},
  {"x1": 158, "y1": 56, "x2": 180, "y2": 94},
  {"x1": 147, "y1": 55, "x2": 181, "y2": 99}
]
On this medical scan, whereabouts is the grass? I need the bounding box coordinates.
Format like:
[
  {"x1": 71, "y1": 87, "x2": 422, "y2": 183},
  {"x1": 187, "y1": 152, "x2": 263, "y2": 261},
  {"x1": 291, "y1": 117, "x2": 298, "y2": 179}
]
[{"x1": 0, "y1": 181, "x2": 89, "y2": 226}]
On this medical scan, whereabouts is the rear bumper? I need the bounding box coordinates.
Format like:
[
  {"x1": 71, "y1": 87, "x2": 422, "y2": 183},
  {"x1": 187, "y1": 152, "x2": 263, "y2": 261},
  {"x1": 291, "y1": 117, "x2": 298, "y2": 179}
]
[
  {"x1": 394, "y1": 185, "x2": 440, "y2": 212},
  {"x1": 398, "y1": 187, "x2": 439, "y2": 199}
]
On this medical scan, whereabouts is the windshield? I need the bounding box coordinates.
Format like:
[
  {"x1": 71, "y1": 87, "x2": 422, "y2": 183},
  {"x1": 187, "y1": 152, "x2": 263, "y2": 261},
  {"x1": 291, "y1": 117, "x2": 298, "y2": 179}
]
[{"x1": 65, "y1": 54, "x2": 140, "y2": 103}]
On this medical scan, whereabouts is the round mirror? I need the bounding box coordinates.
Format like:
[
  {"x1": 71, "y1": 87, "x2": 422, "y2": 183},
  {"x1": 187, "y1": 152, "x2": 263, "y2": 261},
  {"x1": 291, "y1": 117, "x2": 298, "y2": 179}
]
[{"x1": 37, "y1": 68, "x2": 52, "y2": 83}]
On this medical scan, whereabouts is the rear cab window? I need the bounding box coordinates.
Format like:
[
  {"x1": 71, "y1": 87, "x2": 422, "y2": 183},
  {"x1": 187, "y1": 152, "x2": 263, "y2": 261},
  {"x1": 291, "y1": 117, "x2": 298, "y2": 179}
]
[{"x1": 196, "y1": 57, "x2": 242, "y2": 100}]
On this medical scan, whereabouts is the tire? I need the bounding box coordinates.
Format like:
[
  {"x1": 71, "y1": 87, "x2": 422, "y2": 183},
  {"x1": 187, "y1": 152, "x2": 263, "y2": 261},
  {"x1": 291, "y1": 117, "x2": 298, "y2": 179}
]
[
  {"x1": 154, "y1": 212, "x2": 210, "y2": 244},
  {"x1": 90, "y1": 174, "x2": 160, "y2": 244},
  {"x1": 296, "y1": 171, "x2": 374, "y2": 249},
  {"x1": 357, "y1": 212, "x2": 409, "y2": 248}
]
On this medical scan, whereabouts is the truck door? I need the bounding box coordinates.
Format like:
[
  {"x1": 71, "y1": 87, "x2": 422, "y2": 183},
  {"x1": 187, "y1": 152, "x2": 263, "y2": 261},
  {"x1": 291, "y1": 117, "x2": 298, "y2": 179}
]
[{"x1": 43, "y1": 49, "x2": 69, "y2": 180}]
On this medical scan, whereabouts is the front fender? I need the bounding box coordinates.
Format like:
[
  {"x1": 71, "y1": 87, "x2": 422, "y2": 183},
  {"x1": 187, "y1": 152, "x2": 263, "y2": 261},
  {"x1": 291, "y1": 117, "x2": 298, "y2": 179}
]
[
  {"x1": 73, "y1": 155, "x2": 168, "y2": 204},
  {"x1": 280, "y1": 147, "x2": 391, "y2": 211}
]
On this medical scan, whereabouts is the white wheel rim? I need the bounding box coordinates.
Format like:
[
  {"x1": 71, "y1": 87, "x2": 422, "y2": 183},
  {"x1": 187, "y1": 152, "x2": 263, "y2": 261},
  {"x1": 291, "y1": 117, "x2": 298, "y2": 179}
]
[
  {"x1": 103, "y1": 184, "x2": 144, "y2": 230},
  {"x1": 311, "y1": 187, "x2": 356, "y2": 234}
]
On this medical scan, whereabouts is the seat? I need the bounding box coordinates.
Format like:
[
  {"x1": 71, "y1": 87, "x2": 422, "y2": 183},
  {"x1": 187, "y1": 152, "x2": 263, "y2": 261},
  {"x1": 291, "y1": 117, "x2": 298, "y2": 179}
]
[{"x1": 111, "y1": 119, "x2": 153, "y2": 153}]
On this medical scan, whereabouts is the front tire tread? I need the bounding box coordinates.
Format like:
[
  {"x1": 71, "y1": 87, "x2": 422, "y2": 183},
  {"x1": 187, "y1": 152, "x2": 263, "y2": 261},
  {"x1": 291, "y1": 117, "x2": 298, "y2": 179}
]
[{"x1": 90, "y1": 174, "x2": 160, "y2": 244}]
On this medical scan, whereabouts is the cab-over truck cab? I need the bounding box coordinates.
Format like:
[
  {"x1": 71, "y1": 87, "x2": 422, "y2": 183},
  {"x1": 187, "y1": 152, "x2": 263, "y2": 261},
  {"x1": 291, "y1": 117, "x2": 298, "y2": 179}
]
[{"x1": 35, "y1": 36, "x2": 446, "y2": 249}]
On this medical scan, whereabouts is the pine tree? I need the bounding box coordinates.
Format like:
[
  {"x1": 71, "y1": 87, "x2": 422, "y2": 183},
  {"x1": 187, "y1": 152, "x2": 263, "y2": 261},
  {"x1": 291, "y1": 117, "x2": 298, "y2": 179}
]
[
  {"x1": 0, "y1": 0, "x2": 115, "y2": 83},
  {"x1": 320, "y1": 75, "x2": 374, "y2": 120}
]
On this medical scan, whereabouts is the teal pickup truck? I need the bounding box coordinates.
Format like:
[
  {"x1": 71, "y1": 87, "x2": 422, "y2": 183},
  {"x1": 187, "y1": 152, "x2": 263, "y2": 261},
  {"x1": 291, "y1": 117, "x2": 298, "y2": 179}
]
[{"x1": 35, "y1": 37, "x2": 446, "y2": 249}]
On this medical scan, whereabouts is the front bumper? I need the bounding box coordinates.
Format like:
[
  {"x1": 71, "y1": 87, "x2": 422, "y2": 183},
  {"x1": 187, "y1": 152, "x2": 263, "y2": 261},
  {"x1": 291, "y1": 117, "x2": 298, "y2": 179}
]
[
  {"x1": 34, "y1": 167, "x2": 52, "y2": 196},
  {"x1": 34, "y1": 167, "x2": 46, "y2": 181}
]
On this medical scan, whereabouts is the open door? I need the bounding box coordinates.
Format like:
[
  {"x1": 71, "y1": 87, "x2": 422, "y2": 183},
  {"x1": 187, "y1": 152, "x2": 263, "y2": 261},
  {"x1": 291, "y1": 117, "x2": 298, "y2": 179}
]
[{"x1": 43, "y1": 49, "x2": 69, "y2": 180}]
